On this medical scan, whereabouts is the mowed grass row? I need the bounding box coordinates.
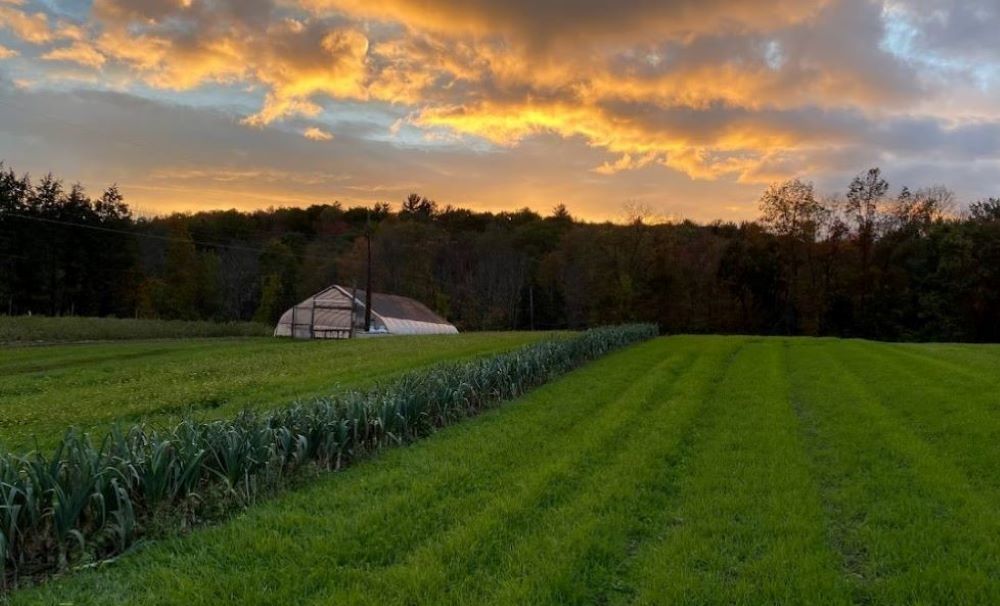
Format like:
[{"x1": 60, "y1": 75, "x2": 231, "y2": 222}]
[
  {"x1": 12, "y1": 336, "x2": 1000, "y2": 604},
  {"x1": 788, "y1": 340, "x2": 1000, "y2": 602},
  {"x1": 0, "y1": 333, "x2": 549, "y2": 451}
]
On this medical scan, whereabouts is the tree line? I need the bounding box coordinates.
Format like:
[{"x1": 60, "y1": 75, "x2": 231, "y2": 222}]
[{"x1": 2, "y1": 161, "x2": 999, "y2": 341}]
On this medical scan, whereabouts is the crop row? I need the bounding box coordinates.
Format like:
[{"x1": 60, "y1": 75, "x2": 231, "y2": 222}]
[{"x1": 0, "y1": 324, "x2": 657, "y2": 588}]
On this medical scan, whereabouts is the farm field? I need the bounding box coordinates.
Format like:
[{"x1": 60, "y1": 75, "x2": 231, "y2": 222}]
[
  {"x1": 0, "y1": 315, "x2": 272, "y2": 343},
  {"x1": 0, "y1": 332, "x2": 549, "y2": 451},
  {"x1": 11, "y1": 335, "x2": 1000, "y2": 604}
]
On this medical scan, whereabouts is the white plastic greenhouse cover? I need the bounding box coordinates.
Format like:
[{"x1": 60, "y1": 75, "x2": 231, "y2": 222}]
[{"x1": 274, "y1": 285, "x2": 458, "y2": 338}]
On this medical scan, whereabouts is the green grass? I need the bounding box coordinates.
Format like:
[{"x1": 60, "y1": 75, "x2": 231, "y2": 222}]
[
  {"x1": 0, "y1": 333, "x2": 549, "y2": 451},
  {"x1": 0, "y1": 315, "x2": 271, "y2": 344},
  {"x1": 10, "y1": 335, "x2": 1000, "y2": 604}
]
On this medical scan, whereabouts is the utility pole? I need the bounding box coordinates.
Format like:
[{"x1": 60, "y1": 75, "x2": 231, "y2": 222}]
[
  {"x1": 364, "y1": 210, "x2": 373, "y2": 332},
  {"x1": 529, "y1": 285, "x2": 535, "y2": 331}
]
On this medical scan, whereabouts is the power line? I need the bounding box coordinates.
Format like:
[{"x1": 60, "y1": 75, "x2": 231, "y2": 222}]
[{"x1": 1, "y1": 212, "x2": 345, "y2": 264}]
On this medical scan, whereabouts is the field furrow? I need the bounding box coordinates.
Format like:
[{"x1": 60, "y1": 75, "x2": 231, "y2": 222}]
[
  {"x1": 882, "y1": 341, "x2": 1000, "y2": 382},
  {"x1": 788, "y1": 343, "x2": 1000, "y2": 603},
  {"x1": 831, "y1": 341, "x2": 1000, "y2": 496},
  {"x1": 621, "y1": 340, "x2": 851, "y2": 604}
]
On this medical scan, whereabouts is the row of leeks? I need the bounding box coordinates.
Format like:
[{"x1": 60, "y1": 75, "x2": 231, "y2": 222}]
[{"x1": 0, "y1": 324, "x2": 658, "y2": 588}]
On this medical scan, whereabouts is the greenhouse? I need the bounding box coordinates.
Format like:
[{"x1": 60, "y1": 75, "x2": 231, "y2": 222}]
[{"x1": 274, "y1": 285, "x2": 458, "y2": 339}]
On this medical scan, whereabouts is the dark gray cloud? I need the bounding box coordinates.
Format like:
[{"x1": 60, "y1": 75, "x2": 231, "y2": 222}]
[
  {"x1": 887, "y1": 0, "x2": 1000, "y2": 62},
  {"x1": 305, "y1": 0, "x2": 828, "y2": 44}
]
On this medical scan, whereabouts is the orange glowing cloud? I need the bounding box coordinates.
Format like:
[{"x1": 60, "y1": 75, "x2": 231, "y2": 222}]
[
  {"x1": 94, "y1": 28, "x2": 246, "y2": 90},
  {"x1": 242, "y1": 27, "x2": 369, "y2": 126},
  {"x1": 411, "y1": 95, "x2": 858, "y2": 182},
  {"x1": 0, "y1": 2, "x2": 54, "y2": 43},
  {"x1": 303, "y1": 126, "x2": 334, "y2": 141},
  {"x1": 42, "y1": 41, "x2": 106, "y2": 68},
  {"x1": 83, "y1": 5, "x2": 371, "y2": 126}
]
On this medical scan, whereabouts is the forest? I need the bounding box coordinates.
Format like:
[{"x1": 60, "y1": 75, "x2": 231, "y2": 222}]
[{"x1": 1, "y1": 161, "x2": 999, "y2": 341}]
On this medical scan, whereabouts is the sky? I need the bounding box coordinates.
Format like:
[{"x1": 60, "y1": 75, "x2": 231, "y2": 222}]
[{"x1": 0, "y1": 0, "x2": 998, "y2": 221}]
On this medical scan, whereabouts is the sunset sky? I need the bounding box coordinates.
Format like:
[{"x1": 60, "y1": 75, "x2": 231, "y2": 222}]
[{"x1": 1, "y1": 0, "x2": 998, "y2": 220}]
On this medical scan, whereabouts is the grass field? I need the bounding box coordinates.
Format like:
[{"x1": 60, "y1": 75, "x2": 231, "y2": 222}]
[
  {"x1": 0, "y1": 315, "x2": 271, "y2": 344},
  {"x1": 0, "y1": 333, "x2": 548, "y2": 451},
  {"x1": 11, "y1": 335, "x2": 1000, "y2": 604}
]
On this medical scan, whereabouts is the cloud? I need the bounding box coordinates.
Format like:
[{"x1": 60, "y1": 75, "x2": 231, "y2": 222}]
[
  {"x1": 42, "y1": 41, "x2": 106, "y2": 68},
  {"x1": 593, "y1": 153, "x2": 658, "y2": 175},
  {"x1": 302, "y1": 0, "x2": 830, "y2": 46},
  {"x1": 407, "y1": 96, "x2": 878, "y2": 182},
  {"x1": 0, "y1": 43, "x2": 18, "y2": 58},
  {"x1": 0, "y1": 3, "x2": 54, "y2": 43},
  {"x1": 885, "y1": 0, "x2": 1000, "y2": 62},
  {"x1": 241, "y1": 26, "x2": 369, "y2": 126},
  {"x1": 80, "y1": 2, "x2": 371, "y2": 126},
  {"x1": 303, "y1": 126, "x2": 334, "y2": 141},
  {"x1": 0, "y1": 2, "x2": 91, "y2": 49}
]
